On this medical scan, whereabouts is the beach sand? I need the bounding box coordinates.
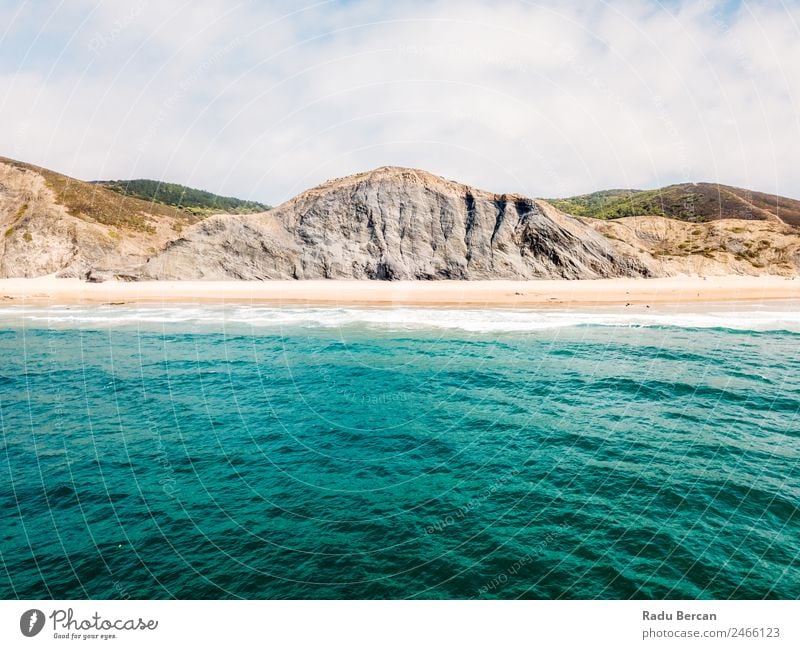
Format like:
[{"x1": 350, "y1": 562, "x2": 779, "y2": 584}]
[{"x1": 0, "y1": 275, "x2": 798, "y2": 307}]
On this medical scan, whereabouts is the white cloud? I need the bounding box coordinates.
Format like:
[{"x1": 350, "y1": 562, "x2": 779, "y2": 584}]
[{"x1": 1, "y1": 0, "x2": 798, "y2": 203}]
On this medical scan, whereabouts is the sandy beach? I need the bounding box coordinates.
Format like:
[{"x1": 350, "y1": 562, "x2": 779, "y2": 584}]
[{"x1": 0, "y1": 275, "x2": 797, "y2": 307}]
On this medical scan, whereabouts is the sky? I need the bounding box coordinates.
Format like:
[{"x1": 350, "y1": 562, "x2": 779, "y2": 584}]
[{"x1": 1, "y1": 0, "x2": 798, "y2": 204}]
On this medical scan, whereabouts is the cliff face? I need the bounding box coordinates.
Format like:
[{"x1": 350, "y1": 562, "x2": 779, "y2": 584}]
[
  {"x1": 142, "y1": 167, "x2": 652, "y2": 280},
  {"x1": 2, "y1": 158, "x2": 798, "y2": 280},
  {"x1": 0, "y1": 158, "x2": 198, "y2": 278},
  {"x1": 0, "y1": 163, "x2": 110, "y2": 277}
]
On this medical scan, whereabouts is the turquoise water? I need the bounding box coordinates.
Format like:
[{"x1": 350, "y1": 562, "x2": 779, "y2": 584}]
[{"x1": 1, "y1": 304, "x2": 798, "y2": 599}]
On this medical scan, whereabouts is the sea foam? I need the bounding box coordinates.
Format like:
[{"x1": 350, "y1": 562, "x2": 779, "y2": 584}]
[{"x1": 1, "y1": 303, "x2": 799, "y2": 333}]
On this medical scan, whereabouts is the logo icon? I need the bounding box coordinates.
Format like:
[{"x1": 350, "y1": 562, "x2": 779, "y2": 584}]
[{"x1": 20, "y1": 609, "x2": 45, "y2": 637}]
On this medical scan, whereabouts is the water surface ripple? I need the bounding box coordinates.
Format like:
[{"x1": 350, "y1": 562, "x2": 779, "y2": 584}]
[{"x1": 1, "y1": 305, "x2": 798, "y2": 598}]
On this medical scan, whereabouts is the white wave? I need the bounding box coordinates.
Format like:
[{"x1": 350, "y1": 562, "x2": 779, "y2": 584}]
[{"x1": 1, "y1": 303, "x2": 799, "y2": 333}]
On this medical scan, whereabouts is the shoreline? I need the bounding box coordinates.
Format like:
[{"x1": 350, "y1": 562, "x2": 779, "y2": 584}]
[{"x1": 0, "y1": 276, "x2": 798, "y2": 308}]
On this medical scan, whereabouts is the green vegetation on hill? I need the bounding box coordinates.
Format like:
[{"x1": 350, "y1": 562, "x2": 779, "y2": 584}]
[
  {"x1": 95, "y1": 179, "x2": 270, "y2": 216},
  {"x1": 546, "y1": 183, "x2": 782, "y2": 223},
  {"x1": 0, "y1": 156, "x2": 196, "y2": 232},
  {"x1": 545, "y1": 189, "x2": 643, "y2": 219}
]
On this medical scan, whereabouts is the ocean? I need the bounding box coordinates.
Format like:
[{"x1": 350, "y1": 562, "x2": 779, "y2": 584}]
[{"x1": 1, "y1": 303, "x2": 798, "y2": 599}]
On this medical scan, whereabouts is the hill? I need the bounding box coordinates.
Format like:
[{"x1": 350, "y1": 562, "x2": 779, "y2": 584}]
[
  {"x1": 142, "y1": 166, "x2": 650, "y2": 280},
  {"x1": 0, "y1": 156, "x2": 202, "y2": 232},
  {"x1": 93, "y1": 179, "x2": 270, "y2": 216},
  {"x1": 546, "y1": 182, "x2": 800, "y2": 226},
  {"x1": 0, "y1": 156, "x2": 208, "y2": 277},
  {"x1": 138, "y1": 169, "x2": 800, "y2": 280},
  {"x1": 1, "y1": 156, "x2": 798, "y2": 279}
]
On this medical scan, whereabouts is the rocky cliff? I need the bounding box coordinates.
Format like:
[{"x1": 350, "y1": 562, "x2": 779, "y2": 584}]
[
  {"x1": 0, "y1": 157, "x2": 200, "y2": 278},
  {"x1": 2, "y1": 157, "x2": 798, "y2": 279},
  {"x1": 142, "y1": 167, "x2": 652, "y2": 280}
]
